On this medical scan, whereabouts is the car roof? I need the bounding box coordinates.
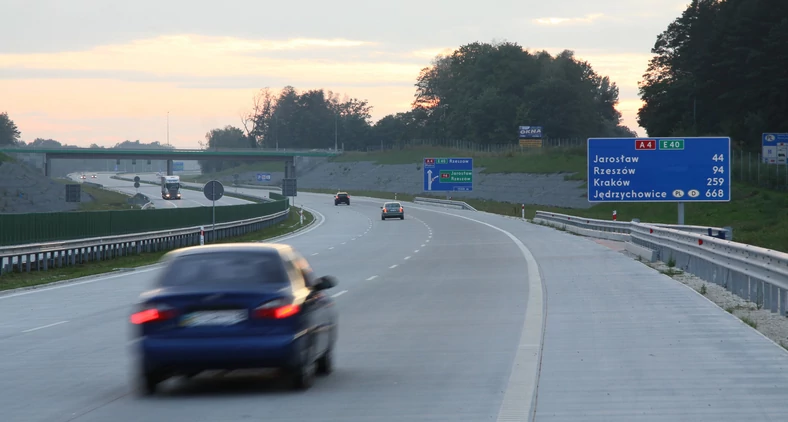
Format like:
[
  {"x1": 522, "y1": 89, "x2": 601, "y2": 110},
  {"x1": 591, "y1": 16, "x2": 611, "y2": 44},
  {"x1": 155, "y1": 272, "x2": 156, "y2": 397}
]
[
  {"x1": 383, "y1": 201, "x2": 401, "y2": 205},
  {"x1": 336, "y1": 191, "x2": 348, "y2": 194},
  {"x1": 163, "y1": 243, "x2": 291, "y2": 260}
]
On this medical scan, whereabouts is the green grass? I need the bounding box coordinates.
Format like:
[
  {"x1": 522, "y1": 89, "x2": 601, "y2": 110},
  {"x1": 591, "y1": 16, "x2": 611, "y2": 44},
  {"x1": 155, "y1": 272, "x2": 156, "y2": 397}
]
[
  {"x1": 300, "y1": 184, "x2": 788, "y2": 253},
  {"x1": 0, "y1": 152, "x2": 14, "y2": 163},
  {"x1": 0, "y1": 207, "x2": 314, "y2": 292},
  {"x1": 332, "y1": 146, "x2": 587, "y2": 177},
  {"x1": 182, "y1": 162, "x2": 284, "y2": 183},
  {"x1": 53, "y1": 179, "x2": 140, "y2": 211}
]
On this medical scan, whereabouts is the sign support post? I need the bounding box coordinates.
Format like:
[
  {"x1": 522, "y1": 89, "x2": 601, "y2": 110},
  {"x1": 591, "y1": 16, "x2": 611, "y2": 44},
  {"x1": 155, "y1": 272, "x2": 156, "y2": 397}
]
[
  {"x1": 202, "y1": 181, "x2": 225, "y2": 244},
  {"x1": 678, "y1": 202, "x2": 685, "y2": 225}
]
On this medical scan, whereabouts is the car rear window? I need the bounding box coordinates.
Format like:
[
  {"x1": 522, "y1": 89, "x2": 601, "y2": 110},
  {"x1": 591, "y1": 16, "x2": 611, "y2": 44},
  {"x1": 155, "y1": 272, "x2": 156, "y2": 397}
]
[
  {"x1": 157, "y1": 252, "x2": 286, "y2": 287},
  {"x1": 386, "y1": 203, "x2": 401, "y2": 209},
  {"x1": 337, "y1": 193, "x2": 348, "y2": 197}
]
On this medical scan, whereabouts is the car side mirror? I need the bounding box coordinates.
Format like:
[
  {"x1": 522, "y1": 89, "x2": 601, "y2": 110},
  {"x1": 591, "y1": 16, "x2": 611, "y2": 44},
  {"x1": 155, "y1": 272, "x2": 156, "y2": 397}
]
[
  {"x1": 380, "y1": 206, "x2": 383, "y2": 209},
  {"x1": 314, "y1": 275, "x2": 338, "y2": 290}
]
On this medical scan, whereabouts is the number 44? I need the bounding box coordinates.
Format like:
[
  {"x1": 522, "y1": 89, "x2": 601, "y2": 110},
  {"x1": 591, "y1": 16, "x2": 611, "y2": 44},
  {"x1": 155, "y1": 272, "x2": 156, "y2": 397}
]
[{"x1": 712, "y1": 154, "x2": 725, "y2": 162}]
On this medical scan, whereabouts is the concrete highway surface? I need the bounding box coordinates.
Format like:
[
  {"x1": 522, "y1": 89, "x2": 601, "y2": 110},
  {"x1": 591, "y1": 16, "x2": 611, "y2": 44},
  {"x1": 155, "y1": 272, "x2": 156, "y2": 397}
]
[{"x1": 2, "y1": 187, "x2": 788, "y2": 421}]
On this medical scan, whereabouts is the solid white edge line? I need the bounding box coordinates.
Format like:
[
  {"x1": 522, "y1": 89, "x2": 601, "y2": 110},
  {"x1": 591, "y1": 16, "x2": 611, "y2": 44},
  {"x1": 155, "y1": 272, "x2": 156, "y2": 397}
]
[
  {"x1": 21, "y1": 320, "x2": 69, "y2": 333},
  {"x1": 409, "y1": 207, "x2": 545, "y2": 422},
  {"x1": 335, "y1": 193, "x2": 545, "y2": 422}
]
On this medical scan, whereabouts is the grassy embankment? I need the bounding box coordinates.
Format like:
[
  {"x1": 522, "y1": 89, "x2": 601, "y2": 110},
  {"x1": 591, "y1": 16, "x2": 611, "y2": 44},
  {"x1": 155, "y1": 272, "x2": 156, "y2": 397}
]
[
  {"x1": 308, "y1": 146, "x2": 788, "y2": 252},
  {"x1": 0, "y1": 207, "x2": 314, "y2": 292},
  {"x1": 52, "y1": 178, "x2": 140, "y2": 211}
]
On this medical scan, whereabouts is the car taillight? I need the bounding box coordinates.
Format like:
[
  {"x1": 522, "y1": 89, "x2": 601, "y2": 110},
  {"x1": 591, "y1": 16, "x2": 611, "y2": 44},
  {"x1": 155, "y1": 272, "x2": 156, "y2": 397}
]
[
  {"x1": 399, "y1": 207, "x2": 403, "y2": 212},
  {"x1": 382, "y1": 208, "x2": 386, "y2": 213},
  {"x1": 253, "y1": 299, "x2": 300, "y2": 319},
  {"x1": 335, "y1": 196, "x2": 338, "y2": 199},
  {"x1": 130, "y1": 304, "x2": 177, "y2": 324}
]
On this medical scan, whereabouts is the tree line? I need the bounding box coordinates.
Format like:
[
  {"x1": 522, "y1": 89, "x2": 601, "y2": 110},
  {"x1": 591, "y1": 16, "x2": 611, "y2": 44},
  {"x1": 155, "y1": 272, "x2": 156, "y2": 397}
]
[
  {"x1": 197, "y1": 42, "x2": 637, "y2": 171},
  {"x1": 638, "y1": 0, "x2": 788, "y2": 150}
]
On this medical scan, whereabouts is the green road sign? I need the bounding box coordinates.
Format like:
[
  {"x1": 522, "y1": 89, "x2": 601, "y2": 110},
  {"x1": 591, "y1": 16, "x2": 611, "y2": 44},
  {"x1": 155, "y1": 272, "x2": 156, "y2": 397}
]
[
  {"x1": 439, "y1": 170, "x2": 473, "y2": 183},
  {"x1": 659, "y1": 139, "x2": 685, "y2": 150}
]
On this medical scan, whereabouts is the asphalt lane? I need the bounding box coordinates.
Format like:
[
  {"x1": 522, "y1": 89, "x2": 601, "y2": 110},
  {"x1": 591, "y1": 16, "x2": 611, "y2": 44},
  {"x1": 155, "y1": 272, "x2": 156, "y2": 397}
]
[
  {"x1": 0, "y1": 189, "x2": 537, "y2": 421},
  {"x1": 88, "y1": 173, "x2": 253, "y2": 208}
]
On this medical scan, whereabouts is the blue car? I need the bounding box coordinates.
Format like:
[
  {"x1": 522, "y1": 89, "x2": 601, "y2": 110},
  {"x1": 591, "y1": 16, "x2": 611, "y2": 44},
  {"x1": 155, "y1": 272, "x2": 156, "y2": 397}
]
[{"x1": 129, "y1": 243, "x2": 339, "y2": 394}]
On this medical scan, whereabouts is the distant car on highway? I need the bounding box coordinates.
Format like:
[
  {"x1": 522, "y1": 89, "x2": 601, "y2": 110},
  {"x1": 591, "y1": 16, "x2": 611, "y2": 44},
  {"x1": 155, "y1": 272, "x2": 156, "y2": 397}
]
[
  {"x1": 129, "y1": 243, "x2": 339, "y2": 394},
  {"x1": 381, "y1": 202, "x2": 404, "y2": 220},
  {"x1": 79, "y1": 174, "x2": 86, "y2": 180},
  {"x1": 91, "y1": 174, "x2": 97, "y2": 179},
  {"x1": 334, "y1": 192, "x2": 350, "y2": 206}
]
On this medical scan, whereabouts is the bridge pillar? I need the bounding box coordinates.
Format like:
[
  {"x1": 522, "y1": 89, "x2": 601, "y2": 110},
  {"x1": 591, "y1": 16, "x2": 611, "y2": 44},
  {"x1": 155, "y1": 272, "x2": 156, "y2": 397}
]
[
  {"x1": 44, "y1": 155, "x2": 51, "y2": 177},
  {"x1": 284, "y1": 159, "x2": 296, "y2": 178},
  {"x1": 166, "y1": 159, "x2": 173, "y2": 176}
]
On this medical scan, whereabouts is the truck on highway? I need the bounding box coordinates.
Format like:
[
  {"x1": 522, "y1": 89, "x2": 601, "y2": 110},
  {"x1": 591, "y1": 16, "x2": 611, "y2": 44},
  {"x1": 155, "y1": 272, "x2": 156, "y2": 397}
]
[{"x1": 160, "y1": 175, "x2": 182, "y2": 200}]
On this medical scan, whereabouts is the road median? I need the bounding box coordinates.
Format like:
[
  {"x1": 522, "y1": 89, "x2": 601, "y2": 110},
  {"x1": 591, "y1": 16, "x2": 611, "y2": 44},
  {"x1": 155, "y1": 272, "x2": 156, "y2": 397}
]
[{"x1": 0, "y1": 207, "x2": 314, "y2": 293}]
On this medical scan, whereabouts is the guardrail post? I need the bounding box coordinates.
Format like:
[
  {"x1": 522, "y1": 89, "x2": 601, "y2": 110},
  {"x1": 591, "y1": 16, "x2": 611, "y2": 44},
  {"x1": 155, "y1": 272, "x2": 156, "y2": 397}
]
[
  {"x1": 521, "y1": 204, "x2": 525, "y2": 220},
  {"x1": 200, "y1": 226, "x2": 205, "y2": 245},
  {"x1": 724, "y1": 226, "x2": 733, "y2": 241},
  {"x1": 299, "y1": 206, "x2": 304, "y2": 225}
]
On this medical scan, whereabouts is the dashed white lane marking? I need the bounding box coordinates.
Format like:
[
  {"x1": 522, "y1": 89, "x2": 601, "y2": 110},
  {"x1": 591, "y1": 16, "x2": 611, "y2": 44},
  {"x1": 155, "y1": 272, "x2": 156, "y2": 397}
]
[
  {"x1": 426, "y1": 239, "x2": 430, "y2": 243},
  {"x1": 328, "y1": 247, "x2": 334, "y2": 250},
  {"x1": 414, "y1": 249, "x2": 420, "y2": 253},
  {"x1": 366, "y1": 276, "x2": 378, "y2": 281},
  {"x1": 331, "y1": 290, "x2": 347, "y2": 298},
  {"x1": 404, "y1": 256, "x2": 411, "y2": 260},
  {"x1": 341, "y1": 242, "x2": 346, "y2": 245},
  {"x1": 312, "y1": 253, "x2": 319, "y2": 256},
  {"x1": 351, "y1": 238, "x2": 357, "y2": 241},
  {"x1": 421, "y1": 244, "x2": 426, "y2": 247},
  {"x1": 22, "y1": 320, "x2": 69, "y2": 333},
  {"x1": 389, "y1": 264, "x2": 398, "y2": 269}
]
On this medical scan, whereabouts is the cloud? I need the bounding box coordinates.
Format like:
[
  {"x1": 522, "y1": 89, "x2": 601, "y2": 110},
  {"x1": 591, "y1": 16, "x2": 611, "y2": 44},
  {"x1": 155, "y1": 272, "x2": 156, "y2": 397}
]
[
  {"x1": 532, "y1": 13, "x2": 607, "y2": 26},
  {"x1": 0, "y1": 35, "x2": 420, "y2": 85}
]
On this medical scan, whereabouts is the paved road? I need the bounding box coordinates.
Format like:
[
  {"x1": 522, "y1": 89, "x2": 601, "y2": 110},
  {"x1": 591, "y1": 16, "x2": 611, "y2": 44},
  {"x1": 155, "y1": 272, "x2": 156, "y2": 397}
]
[
  {"x1": 2, "y1": 188, "x2": 788, "y2": 421},
  {"x1": 75, "y1": 172, "x2": 253, "y2": 208}
]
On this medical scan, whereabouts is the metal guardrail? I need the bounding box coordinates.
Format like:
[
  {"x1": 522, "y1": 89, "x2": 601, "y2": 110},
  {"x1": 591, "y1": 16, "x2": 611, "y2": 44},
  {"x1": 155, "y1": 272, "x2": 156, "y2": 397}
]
[
  {"x1": 0, "y1": 208, "x2": 290, "y2": 276},
  {"x1": 413, "y1": 197, "x2": 477, "y2": 211},
  {"x1": 533, "y1": 211, "x2": 733, "y2": 240},
  {"x1": 534, "y1": 211, "x2": 788, "y2": 316}
]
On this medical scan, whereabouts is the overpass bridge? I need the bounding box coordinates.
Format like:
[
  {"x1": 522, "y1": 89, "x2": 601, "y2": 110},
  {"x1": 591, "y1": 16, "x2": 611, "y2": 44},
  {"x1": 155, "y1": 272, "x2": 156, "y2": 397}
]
[{"x1": 0, "y1": 147, "x2": 340, "y2": 177}]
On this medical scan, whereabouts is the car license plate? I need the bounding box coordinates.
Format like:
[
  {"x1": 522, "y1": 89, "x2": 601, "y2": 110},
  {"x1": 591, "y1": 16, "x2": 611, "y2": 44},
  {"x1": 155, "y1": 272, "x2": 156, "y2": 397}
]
[{"x1": 181, "y1": 310, "x2": 247, "y2": 326}]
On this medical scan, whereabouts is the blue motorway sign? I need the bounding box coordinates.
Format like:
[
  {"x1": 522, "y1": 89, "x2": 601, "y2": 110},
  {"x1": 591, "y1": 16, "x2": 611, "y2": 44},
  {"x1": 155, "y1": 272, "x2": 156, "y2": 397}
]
[
  {"x1": 256, "y1": 173, "x2": 272, "y2": 182},
  {"x1": 519, "y1": 126, "x2": 543, "y2": 138},
  {"x1": 172, "y1": 162, "x2": 184, "y2": 171},
  {"x1": 423, "y1": 157, "x2": 473, "y2": 192},
  {"x1": 587, "y1": 137, "x2": 731, "y2": 202}
]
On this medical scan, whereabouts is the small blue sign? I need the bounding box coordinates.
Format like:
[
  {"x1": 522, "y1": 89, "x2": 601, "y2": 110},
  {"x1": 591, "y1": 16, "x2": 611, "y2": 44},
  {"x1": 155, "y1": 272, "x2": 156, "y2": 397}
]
[
  {"x1": 172, "y1": 162, "x2": 184, "y2": 171},
  {"x1": 587, "y1": 137, "x2": 731, "y2": 203},
  {"x1": 519, "y1": 126, "x2": 543, "y2": 139},
  {"x1": 423, "y1": 157, "x2": 473, "y2": 192},
  {"x1": 256, "y1": 173, "x2": 271, "y2": 182},
  {"x1": 762, "y1": 133, "x2": 788, "y2": 164}
]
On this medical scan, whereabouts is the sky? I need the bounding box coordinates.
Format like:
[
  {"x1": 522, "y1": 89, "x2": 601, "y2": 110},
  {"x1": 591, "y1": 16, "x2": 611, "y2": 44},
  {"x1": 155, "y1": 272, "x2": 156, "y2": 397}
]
[{"x1": 1, "y1": 0, "x2": 689, "y2": 148}]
